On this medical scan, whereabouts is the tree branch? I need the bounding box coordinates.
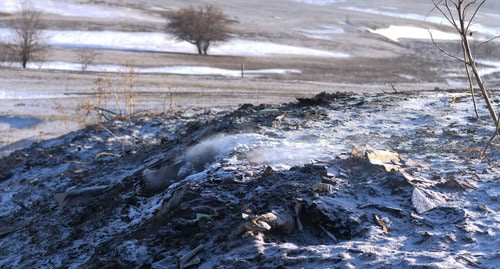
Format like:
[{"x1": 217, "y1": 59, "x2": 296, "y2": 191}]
[{"x1": 429, "y1": 29, "x2": 466, "y2": 63}]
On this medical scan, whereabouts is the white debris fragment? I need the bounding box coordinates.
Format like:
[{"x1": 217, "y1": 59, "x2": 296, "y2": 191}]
[{"x1": 411, "y1": 187, "x2": 447, "y2": 214}]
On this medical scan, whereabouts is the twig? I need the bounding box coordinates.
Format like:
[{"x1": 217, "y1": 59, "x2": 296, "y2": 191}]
[
  {"x1": 92, "y1": 106, "x2": 119, "y2": 115},
  {"x1": 390, "y1": 83, "x2": 398, "y2": 93},
  {"x1": 319, "y1": 225, "x2": 337, "y2": 242},
  {"x1": 95, "y1": 152, "x2": 121, "y2": 158},
  {"x1": 428, "y1": 30, "x2": 465, "y2": 63},
  {"x1": 481, "y1": 115, "x2": 500, "y2": 158},
  {"x1": 178, "y1": 245, "x2": 203, "y2": 269}
]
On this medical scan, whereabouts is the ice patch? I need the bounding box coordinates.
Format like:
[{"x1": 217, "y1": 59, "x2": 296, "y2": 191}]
[{"x1": 370, "y1": 25, "x2": 459, "y2": 42}]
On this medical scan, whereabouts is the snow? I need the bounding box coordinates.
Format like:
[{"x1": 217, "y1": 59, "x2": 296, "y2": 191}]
[
  {"x1": 0, "y1": 89, "x2": 67, "y2": 100},
  {"x1": 0, "y1": 28, "x2": 350, "y2": 58},
  {"x1": 5, "y1": 61, "x2": 300, "y2": 77},
  {"x1": 292, "y1": 0, "x2": 346, "y2": 5},
  {"x1": 0, "y1": 0, "x2": 163, "y2": 22},
  {"x1": 370, "y1": 25, "x2": 459, "y2": 42},
  {"x1": 344, "y1": 6, "x2": 500, "y2": 38}
]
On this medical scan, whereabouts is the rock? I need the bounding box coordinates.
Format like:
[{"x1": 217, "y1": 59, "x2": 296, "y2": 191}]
[
  {"x1": 261, "y1": 166, "x2": 276, "y2": 178},
  {"x1": 351, "y1": 145, "x2": 363, "y2": 159},
  {"x1": 365, "y1": 144, "x2": 403, "y2": 172}
]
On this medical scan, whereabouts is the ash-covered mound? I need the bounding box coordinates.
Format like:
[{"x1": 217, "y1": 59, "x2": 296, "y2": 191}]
[{"x1": 0, "y1": 90, "x2": 498, "y2": 268}]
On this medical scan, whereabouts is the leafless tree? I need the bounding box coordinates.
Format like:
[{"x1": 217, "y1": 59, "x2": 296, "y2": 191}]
[
  {"x1": 431, "y1": 0, "x2": 499, "y2": 157},
  {"x1": 77, "y1": 50, "x2": 99, "y2": 72},
  {"x1": 166, "y1": 5, "x2": 231, "y2": 55},
  {"x1": 9, "y1": 6, "x2": 47, "y2": 68}
]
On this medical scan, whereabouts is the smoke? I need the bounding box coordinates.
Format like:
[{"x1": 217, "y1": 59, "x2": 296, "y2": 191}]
[{"x1": 182, "y1": 132, "x2": 327, "y2": 169}]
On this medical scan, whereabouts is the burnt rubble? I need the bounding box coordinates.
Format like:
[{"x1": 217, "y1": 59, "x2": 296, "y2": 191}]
[{"x1": 0, "y1": 90, "x2": 498, "y2": 268}]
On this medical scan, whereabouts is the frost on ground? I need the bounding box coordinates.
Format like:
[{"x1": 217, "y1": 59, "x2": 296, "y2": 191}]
[{"x1": 0, "y1": 90, "x2": 499, "y2": 268}]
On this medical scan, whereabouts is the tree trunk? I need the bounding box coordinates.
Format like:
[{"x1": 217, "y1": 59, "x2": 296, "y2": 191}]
[
  {"x1": 195, "y1": 41, "x2": 203, "y2": 55},
  {"x1": 202, "y1": 42, "x2": 210, "y2": 55},
  {"x1": 458, "y1": 3, "x2": 498, "y2": 125},
  {"x1": 22, "y1": 56, "x2": 27, "y2": 68}
]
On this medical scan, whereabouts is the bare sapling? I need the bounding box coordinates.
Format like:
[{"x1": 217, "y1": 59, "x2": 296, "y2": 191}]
[
  {"x1": 123, "y1": 64, "x2": 136, "y2": 115},
  {"x1": 162, "y1": 77, "x2": 176, "y2": 114},
  {"x1": 431, "y1": 0, "x2": 499, "y2": 157}
]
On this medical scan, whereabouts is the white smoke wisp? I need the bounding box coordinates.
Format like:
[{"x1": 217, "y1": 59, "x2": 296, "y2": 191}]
[{"x1": 181, "y1": 132, "x2": 329, "y2": 170}]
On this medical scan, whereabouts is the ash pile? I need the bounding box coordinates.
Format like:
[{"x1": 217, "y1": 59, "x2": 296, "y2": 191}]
[{"x1": 0, "y1": 91, "x2": 498, "y2": 268}]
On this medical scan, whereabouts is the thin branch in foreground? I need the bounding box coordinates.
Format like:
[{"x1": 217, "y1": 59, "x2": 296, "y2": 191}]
[
  {"x1": 428, "y1": 30, "x2": 465, "y2": 63},
  {"x1": 481, "y1": 116, "x2": 500, "y2": 158}
]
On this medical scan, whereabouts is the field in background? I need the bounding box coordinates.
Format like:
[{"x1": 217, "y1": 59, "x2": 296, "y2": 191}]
[{"x1": 0, "y1": 0, "x2": 499, "y2": 153}]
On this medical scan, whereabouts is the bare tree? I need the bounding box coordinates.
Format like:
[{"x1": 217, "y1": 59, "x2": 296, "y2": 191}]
[
  {"x1": 166, "y1": 5, "x2": 231, "y2": 55},
  {"x1": 431, "y1": 0, "x2": 499, "y2": 156},
  {"x1": 9, "y1": 6, "x2": 47, "y2": 68}
]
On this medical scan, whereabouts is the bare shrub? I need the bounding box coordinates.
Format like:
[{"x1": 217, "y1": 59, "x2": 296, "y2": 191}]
[
  {"x1": 166, "y1": 5, "x2": 231, "y2": 55},
  {"x1": 77, "y1": 50, "x2": 99, "y2": 72},
  {"x1": 8, "y1": 5, "x2": 47, "y2": 68},
  {"x1": 121, "y1": 64, "x2": 136, "y2": 115}
]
